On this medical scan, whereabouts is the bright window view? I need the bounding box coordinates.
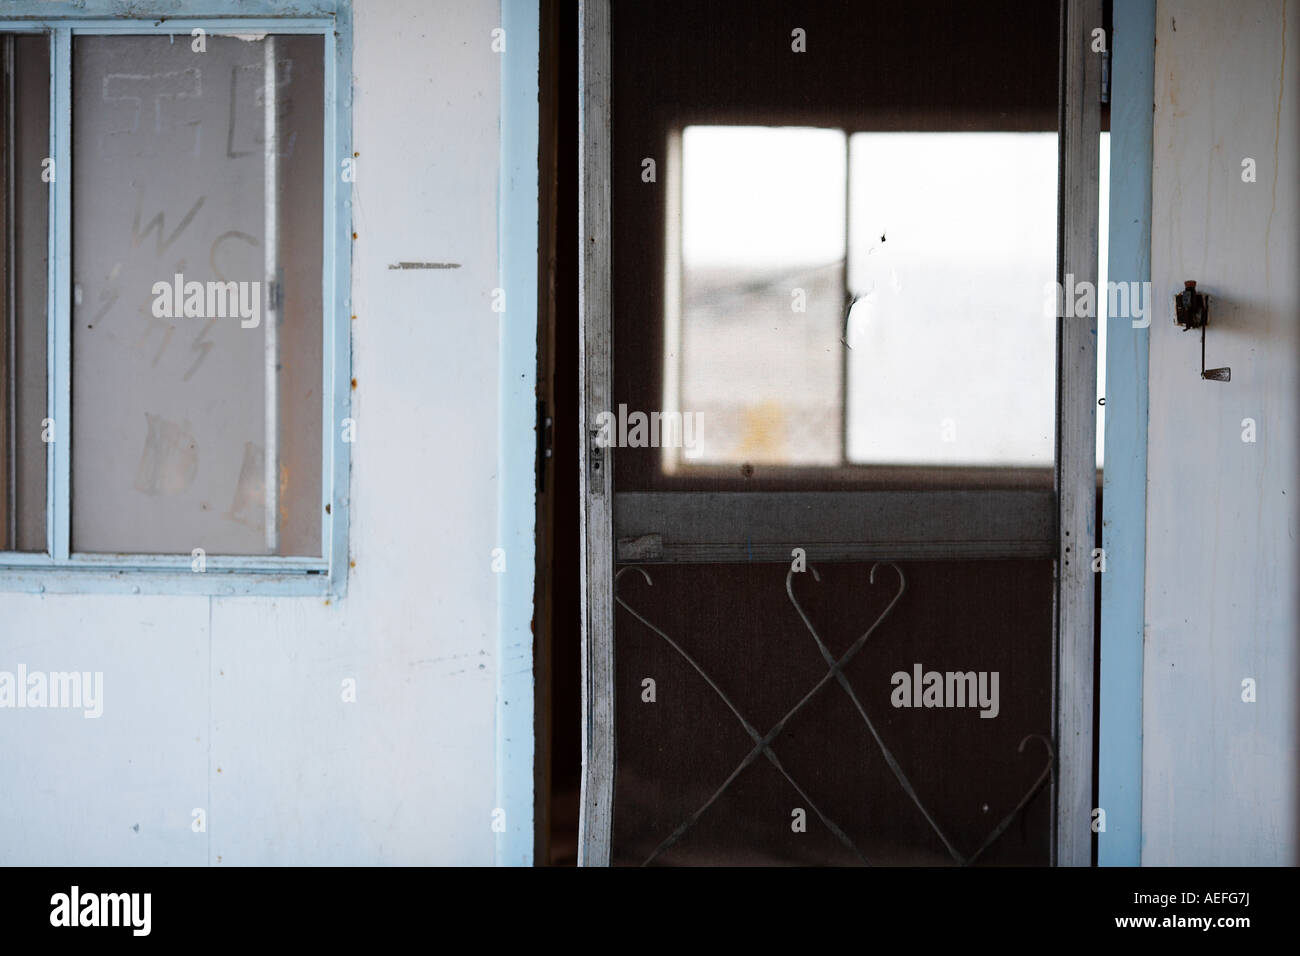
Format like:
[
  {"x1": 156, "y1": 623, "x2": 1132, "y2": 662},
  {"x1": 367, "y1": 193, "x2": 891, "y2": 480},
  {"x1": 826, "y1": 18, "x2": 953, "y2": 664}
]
[{"x1": 670, "y1": 126, "x2": 1109, "y2": 471}]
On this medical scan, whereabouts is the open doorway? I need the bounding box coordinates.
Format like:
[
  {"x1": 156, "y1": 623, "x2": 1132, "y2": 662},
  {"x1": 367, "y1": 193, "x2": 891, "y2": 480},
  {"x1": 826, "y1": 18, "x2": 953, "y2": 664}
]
[{"x1": 545, "y1": 0, "x2": 1108, "y2": 866}]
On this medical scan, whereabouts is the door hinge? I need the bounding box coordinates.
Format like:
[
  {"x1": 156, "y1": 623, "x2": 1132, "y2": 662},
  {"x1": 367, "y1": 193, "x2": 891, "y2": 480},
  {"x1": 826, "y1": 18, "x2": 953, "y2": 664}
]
[
  {"x1": 1101, "y1": 36, "x2": 1111, "y2": 104},
  {"x1": 536, "y1": 399, "x2": 552, "y2": 493},
  {"x1": 588, "y1": 426, "x2": 606, "y2": 496}
]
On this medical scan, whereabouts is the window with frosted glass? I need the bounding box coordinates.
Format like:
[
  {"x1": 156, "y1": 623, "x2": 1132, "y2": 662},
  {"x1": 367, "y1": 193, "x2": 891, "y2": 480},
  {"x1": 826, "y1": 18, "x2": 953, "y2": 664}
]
[{"x1": 71, "y1": 34, "x2": 323, "y2": 555}]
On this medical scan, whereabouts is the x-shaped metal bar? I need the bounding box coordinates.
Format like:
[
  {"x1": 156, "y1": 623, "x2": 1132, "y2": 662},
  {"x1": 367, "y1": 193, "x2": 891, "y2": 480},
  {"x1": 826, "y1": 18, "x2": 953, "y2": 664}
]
[{"x1": 615, "y1": 563, "x2": 1055, "y2": 866}]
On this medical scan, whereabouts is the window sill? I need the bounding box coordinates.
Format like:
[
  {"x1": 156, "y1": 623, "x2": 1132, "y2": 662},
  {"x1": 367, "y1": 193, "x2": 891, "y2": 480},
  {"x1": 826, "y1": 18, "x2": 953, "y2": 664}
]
[{"x1": 0, "y1": 565, "x2": 337, "y2": 597}]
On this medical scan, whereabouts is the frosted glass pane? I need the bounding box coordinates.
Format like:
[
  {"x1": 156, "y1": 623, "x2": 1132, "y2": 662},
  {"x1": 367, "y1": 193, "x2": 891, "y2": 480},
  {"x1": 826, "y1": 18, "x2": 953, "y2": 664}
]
[
  {"x1": 71, "y1": 35, "x2": 323, "y2": 556},
  {"x1": 845, "y1": 132, "x2": 1057, "y2": 467}
]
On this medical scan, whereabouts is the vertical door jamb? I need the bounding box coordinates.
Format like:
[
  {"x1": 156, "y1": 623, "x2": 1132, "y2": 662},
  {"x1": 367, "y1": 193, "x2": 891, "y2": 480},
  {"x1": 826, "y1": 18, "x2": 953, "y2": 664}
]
[
  {"x1": 1055, "y1": 0, "x2": 1103, "y2": 868},
  {"x1": 577, "y1": 0, "x2": 614, "y2": 867}
]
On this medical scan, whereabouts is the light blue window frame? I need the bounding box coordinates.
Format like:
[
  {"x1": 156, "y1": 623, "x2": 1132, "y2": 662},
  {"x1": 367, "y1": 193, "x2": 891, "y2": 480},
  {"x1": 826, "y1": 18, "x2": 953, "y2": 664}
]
[{"x1": 0, "y1": 1, "x2": 353, "y2": 597}]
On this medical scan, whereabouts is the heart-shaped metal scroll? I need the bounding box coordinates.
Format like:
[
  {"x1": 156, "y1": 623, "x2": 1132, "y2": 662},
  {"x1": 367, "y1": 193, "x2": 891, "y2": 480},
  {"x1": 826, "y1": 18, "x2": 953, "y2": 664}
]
[
  {"x1": 616, "y1": 562, "x2": 907, "y2": 865},
  {"x1": 786, "y1": 564, "x2": 1055, "y2": 866}
]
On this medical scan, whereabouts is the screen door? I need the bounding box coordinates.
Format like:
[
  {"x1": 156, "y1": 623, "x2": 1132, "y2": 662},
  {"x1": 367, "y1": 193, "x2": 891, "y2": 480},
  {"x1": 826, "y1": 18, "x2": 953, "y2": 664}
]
[{"x1": 580, "y1": 0, "x2": 1101, "y2": 866}]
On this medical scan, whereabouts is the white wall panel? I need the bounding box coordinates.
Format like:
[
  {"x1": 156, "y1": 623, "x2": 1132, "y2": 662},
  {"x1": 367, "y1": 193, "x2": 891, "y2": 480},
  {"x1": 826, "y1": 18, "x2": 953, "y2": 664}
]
[
  {"x1": 1146, "y1": 0, "x2": 1298, "y2": 864},
  {"x1": 0, "y1": 0, "x2": 508, "y2": 866}
]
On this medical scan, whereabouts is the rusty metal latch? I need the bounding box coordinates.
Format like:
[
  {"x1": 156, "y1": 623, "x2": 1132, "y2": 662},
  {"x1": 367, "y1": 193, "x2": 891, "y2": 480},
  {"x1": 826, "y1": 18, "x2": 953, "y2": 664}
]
[{"x1": 1174, "y1": 280, "x2": 1230, "y2": 382}]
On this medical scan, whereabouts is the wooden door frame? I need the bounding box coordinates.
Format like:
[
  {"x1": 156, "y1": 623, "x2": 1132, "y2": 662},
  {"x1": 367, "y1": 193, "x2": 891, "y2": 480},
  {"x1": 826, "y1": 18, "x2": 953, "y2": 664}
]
[{"x1": 577, "y1": 0, "x2": 615, "y2": 867}]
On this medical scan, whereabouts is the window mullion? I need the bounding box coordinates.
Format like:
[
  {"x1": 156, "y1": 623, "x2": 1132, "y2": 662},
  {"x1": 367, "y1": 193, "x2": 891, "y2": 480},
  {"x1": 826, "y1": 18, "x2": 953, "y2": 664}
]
[
  {"x1": 49, "y1": 26, "x2": 70, "y2": 563},
  {"x1": 322, "y1": 24, "x2": 343, "y2": 591},
  {"x1": 840, "y1": 129, "x2": 850, "y2": 468}
]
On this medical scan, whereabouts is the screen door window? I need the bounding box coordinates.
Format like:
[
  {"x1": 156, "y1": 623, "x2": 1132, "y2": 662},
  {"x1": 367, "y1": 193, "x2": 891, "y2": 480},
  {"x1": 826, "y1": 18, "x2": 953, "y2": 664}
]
[{"x1": 670, "y1": 127, "x2": 1058, "y2": 473}]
